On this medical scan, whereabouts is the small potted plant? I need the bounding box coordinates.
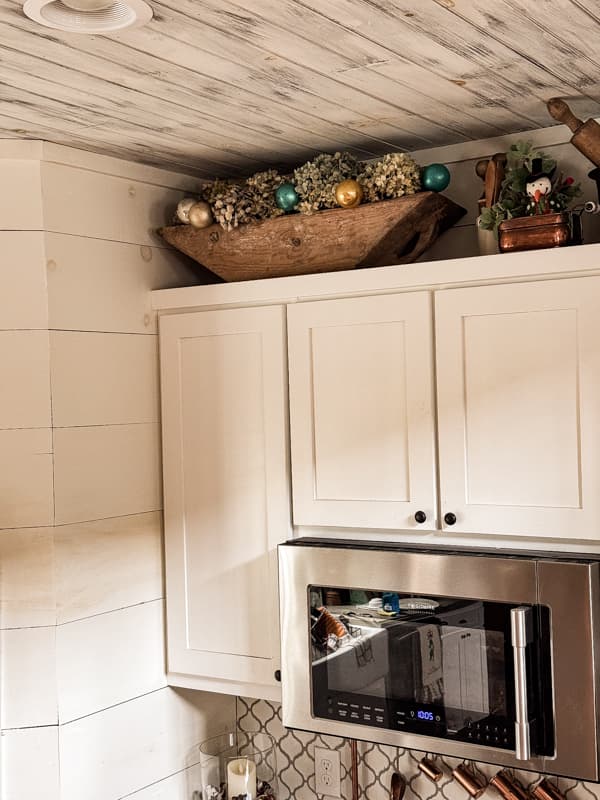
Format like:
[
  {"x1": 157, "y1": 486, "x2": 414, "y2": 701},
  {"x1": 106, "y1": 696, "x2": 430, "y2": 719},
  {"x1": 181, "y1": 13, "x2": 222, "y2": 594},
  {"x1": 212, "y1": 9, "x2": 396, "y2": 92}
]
[{"x1": 479, "y1": 140, "x2": 582, "y2": 252}]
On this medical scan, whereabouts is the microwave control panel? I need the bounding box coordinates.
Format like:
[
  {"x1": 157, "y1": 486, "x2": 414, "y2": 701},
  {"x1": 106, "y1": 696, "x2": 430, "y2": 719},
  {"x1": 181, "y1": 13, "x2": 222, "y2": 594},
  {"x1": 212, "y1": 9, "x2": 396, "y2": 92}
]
[{"x1": 317, "y1": 692, "x2": 515, "y2": 751}]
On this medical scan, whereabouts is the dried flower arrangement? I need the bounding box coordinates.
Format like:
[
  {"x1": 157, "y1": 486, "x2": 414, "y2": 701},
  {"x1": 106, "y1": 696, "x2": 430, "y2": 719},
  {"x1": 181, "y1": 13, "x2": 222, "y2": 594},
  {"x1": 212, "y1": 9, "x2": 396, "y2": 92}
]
[
  {"x1": 293, "y1": 151, "x2": 359, "y2": 214},
  {"x1": 181, "y1": 149, "x2": 429, "y2": 232},
  {"x1": 360, "y1": 152, "x2": 422, "y2": 202},
  {"x1": 204, "y1": 170, "x2": 286, "y2": 231}
]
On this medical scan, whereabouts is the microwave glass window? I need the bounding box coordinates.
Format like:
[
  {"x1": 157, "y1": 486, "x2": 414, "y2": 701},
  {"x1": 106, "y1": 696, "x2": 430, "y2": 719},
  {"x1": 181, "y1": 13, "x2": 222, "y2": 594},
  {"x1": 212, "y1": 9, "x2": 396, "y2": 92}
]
[{"x1": 309, "y1": 586, "x2": 553, "y2": 755}]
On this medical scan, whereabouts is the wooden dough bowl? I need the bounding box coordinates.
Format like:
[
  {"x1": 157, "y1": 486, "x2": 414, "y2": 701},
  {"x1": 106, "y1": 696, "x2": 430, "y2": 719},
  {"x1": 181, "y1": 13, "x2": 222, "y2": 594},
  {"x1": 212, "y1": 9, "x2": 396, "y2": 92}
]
[{"x1": 159, "y1": 192, "x2": 466, "y2": 282}]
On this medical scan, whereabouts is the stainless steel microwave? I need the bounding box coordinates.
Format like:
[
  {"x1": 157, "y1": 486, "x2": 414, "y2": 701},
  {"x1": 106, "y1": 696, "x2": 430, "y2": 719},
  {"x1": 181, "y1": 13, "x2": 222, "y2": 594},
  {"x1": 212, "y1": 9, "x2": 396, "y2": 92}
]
[{"x1": 278, "y1": 540, "x2": 600, "y2": 781}]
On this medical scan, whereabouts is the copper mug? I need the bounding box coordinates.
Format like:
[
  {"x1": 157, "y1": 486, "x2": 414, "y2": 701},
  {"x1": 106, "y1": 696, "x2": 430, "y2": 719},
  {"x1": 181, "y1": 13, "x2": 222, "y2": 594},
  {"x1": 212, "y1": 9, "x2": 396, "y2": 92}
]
[
  {"x1": 490, "y1": 770, "x2": 528, "y2": 800},
  {"x1": 452, "y1": 765, "x2": 486, "y2": 798},
  {"x1": 532, "y1": 779, "x2": 567, "y2": 800},
  {"x1": 418, "y1": 758, "x2": 443, "y2": 783}
]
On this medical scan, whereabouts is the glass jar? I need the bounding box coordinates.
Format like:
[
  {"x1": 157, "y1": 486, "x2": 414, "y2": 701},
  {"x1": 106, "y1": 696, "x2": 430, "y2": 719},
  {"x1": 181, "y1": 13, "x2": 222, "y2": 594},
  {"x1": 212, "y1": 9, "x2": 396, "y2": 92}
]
[{"x1": 199, "y1": 732, "x2": 277, "y2": 800}]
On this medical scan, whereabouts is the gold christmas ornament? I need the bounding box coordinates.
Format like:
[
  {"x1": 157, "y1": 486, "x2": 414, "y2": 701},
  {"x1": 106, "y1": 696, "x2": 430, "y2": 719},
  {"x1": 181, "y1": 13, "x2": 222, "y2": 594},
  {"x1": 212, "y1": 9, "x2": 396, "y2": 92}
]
[
  {"x1": 335, "y1": 179, "x2": 363, "y2": 208},
  {"x1": 176, "y1": 197, "x2": 197, "y2": 224},
  {"x1": 188, "y1": 201, "x2": 214, "y2": 229}
]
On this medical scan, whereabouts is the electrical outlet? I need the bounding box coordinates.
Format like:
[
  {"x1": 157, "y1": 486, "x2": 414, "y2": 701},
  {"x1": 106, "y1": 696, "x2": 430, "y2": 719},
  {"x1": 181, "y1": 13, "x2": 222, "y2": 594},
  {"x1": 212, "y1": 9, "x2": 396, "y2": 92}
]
[{"x1": 314, "y1": 747, "x2": 341, "y2": 797}]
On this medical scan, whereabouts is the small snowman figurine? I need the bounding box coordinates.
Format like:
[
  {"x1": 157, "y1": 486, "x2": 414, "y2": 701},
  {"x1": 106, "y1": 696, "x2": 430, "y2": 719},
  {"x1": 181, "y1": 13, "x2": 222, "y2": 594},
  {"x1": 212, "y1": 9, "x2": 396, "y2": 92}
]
[{"x1": 525, "y1": 158, "x2": 558, "y2": 215}]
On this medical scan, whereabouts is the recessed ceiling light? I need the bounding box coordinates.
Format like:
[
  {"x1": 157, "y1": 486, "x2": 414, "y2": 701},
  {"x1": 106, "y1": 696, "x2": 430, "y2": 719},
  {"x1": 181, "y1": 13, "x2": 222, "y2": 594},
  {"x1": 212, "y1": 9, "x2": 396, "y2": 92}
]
[{"x1": 23, "y1": 0, "x2": 153, "y2": 33}]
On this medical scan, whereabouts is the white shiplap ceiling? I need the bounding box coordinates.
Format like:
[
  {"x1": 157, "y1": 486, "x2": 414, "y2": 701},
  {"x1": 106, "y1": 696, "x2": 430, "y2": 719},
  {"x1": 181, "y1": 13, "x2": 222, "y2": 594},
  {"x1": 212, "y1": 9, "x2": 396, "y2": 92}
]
[{"x1": 1, "y1": 0, "x2": 600, "y2": 178}]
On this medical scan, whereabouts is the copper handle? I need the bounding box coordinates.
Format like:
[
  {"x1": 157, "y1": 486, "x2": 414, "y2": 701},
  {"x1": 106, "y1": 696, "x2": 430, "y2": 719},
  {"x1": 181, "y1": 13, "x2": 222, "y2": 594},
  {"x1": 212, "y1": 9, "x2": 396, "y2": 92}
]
[{"x1": 351, "y1": 740, "x2": 359, "y2": 800}]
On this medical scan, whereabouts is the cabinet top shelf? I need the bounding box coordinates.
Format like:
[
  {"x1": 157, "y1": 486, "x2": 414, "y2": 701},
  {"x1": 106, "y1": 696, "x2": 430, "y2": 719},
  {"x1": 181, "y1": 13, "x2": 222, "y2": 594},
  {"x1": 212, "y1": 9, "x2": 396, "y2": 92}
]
[{"x1": 152, "y1": 241, "x2": 600, "y2": 313}]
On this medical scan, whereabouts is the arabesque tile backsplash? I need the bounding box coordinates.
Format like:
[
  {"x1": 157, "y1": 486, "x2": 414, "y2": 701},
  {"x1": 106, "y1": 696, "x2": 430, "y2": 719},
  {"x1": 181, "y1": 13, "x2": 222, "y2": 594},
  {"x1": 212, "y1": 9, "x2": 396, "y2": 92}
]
[{"x1": 237, "y1": 698, "x2": 600, "y2": 800}]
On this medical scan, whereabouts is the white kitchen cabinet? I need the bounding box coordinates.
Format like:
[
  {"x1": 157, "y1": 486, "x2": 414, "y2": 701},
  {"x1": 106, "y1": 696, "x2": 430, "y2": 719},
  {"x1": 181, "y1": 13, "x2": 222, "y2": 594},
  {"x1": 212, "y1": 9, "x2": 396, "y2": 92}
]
[
  {"x1": 287, "y1": 275, "x2": 600, "y2": 539},
  {"x1": 287, "y1": 292, "x2": 437, "y2": 530},
  {"x1": 436, "y1": 276, "x2": 600, "y2": 538},
  {"x1": 154, "y1": 247, "x2": 600, "y2": 697},
  {"x1": 159, "y1": 305, "x2": 289, "y2": 699}
]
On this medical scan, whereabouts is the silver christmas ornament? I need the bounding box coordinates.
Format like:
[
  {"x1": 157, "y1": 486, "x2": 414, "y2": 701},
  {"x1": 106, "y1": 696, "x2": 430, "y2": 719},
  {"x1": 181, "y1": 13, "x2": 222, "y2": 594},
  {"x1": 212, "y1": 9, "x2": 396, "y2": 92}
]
[{"x1": 176, "y1": 197, "x2": 198, "y2": 224}]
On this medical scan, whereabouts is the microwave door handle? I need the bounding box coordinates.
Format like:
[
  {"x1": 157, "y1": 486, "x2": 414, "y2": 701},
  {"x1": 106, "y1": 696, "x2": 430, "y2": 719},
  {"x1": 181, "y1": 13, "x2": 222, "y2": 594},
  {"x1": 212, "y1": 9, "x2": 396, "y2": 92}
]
[{"x1": 511, "y1": 606, "x2": 533, "y2": 761}]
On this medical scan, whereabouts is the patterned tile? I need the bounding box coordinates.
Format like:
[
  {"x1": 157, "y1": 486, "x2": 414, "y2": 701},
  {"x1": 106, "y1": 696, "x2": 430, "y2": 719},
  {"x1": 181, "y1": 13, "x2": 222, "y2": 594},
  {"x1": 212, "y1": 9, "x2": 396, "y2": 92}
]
[{"x1": 236, "y1": 699, "x2": 600, "y2": 800}]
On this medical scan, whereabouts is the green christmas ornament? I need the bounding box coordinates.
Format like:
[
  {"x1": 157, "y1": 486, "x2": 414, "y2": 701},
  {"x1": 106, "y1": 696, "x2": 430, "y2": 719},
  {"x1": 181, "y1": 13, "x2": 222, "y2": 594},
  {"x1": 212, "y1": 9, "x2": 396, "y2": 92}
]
[
  {"x1": 275, "y1": 182, "x2": 300, "y2": 212},
  {"x1": 422, "y1": 163, "x2": 451, "y2": 192}
]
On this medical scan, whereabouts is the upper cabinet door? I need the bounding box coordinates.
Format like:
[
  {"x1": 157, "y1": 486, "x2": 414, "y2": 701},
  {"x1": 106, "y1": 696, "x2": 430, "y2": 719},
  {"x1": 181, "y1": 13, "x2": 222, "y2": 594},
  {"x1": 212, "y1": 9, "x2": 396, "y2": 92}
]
[
  {"x1": 287, "y1": 293, "x2": 437, "y2": 530},
  {"x1": 436, "y1": 277, "x2": 600, "y2": 538},
  {"x1": 160, "y1": 305, "x2": 289, "y2": 697}
]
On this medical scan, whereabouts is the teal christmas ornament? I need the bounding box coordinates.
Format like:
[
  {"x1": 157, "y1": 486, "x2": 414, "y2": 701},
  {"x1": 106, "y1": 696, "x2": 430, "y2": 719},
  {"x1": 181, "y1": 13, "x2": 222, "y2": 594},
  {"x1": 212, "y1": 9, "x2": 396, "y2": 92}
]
[
  {"x1": 422, "y1": 163, "x2": 451, "y2": 192},
  {"x1": 275, "y1": 182, "x2": 300, "y2": 212}
]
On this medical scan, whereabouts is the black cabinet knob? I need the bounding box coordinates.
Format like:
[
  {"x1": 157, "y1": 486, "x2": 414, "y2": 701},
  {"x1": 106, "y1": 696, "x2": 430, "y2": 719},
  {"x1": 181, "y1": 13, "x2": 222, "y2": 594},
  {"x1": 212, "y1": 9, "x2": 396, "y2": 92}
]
[
  {"x1": 274, "y1": 670, "x2": 281, "y2": 682},
  {"x1": 414, "y1": 510, "x2": 427, "y2": 524},
  {"x1": 444, "y1": 512, "x2": 457, "y2": 526}
]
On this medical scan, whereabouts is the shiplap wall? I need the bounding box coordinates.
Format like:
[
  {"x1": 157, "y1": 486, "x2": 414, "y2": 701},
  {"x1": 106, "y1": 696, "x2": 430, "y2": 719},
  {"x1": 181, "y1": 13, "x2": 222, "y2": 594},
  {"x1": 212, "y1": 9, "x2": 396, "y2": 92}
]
[{"x1": 0, "y1": 142, "x2": 235, "y2": 800}]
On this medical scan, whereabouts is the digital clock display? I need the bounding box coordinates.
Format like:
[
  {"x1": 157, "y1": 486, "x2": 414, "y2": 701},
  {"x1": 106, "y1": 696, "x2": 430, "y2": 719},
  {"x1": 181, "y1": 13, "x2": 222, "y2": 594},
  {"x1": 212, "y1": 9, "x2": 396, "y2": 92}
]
[{"x1": 417, "y1": 710, "x2": 434, "y2": 721}]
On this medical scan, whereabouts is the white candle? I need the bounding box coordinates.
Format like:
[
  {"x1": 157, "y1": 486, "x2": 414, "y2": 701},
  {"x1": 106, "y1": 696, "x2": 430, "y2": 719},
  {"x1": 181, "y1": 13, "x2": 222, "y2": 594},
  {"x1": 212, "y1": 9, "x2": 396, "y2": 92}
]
[{"x1": 227, "y1": 758, "x2": 257, "y2": 800}]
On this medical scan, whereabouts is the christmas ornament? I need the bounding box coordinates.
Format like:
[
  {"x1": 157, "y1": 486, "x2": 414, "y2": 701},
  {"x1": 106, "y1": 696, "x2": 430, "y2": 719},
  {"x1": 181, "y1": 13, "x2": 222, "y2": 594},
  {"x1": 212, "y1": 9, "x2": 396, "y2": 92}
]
[
  {"x1": 335, "y1": 178, "x2": 363, "y2": 208},
  {"x1": 525, "y1": 157, "x2": 558, "y2": 215},
  {"x1": 275, "y1": 182, "x2": 299, "y2": 212},
  {"x1": 422, "y1": 163, "x2": 451, "y2": 192},
  {"x1": 188, "y1": 201, "x2": 214, "y2": 229},
  {"x1": 176, "y1": 197, "x2": 198, "y2": 224}
]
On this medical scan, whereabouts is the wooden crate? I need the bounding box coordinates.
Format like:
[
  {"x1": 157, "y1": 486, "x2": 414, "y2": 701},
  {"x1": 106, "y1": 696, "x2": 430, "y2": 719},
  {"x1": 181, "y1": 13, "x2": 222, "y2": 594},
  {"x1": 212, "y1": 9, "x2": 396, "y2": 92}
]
[{"x1": 159, "y1": 192, "x2": 465, "y2": 282}]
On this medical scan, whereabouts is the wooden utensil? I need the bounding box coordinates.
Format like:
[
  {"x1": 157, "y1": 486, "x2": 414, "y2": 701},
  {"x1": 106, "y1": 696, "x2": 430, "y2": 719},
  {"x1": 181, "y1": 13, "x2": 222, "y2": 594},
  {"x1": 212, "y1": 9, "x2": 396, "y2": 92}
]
[
  {"x1": 547, "y1": 98, "x2": 600, "y2": 167},
  {"x1": 484, "y1": 152, "x2": 506, "y2": 208},
  {"x1": 476, "y1": 158, "x2": 489, "y2": 213},
  {"x1": 390, "y1": 772, "x2": 406, "y2": 800}
]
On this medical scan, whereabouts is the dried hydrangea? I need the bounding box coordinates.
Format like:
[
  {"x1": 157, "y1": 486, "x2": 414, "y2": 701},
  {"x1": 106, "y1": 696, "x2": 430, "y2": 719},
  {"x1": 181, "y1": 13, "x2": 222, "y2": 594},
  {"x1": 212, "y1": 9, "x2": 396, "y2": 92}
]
[
  {"x1": 245, "y1": 169, "x2": 285, "y2": 222},
  {"x1": 293, "y1": 151, "x2": 359, "y2": 214},
  {"x1": 201, "y1": 178, "x2": 231, "y2": 206},
  {"x1": 211, "y1": 183, "x2": 253, "y2": 231},
  {"x1": 204, "y1": 171, "x2": 286, "y2": 231},
  {"x1": 359, "y1": 152, "x2": 421, "y2": 202}
]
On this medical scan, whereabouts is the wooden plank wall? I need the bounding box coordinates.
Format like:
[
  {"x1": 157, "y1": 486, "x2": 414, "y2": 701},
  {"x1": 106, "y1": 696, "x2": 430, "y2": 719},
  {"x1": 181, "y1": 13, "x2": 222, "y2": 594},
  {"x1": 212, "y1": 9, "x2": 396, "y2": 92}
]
[
  {"x1": 0, "y1": 145, "x2": 234, "y2": 800},
  {"x1": 1, "y1": 0, "x2": 600, "y2": 176}
]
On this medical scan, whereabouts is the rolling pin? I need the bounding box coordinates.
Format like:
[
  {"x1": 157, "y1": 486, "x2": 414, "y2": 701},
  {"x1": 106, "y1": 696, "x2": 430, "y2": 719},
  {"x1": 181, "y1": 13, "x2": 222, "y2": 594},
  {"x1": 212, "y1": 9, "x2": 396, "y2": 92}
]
[{"x1": 547, "y1": 98, "x2": 600, "y2": 167}]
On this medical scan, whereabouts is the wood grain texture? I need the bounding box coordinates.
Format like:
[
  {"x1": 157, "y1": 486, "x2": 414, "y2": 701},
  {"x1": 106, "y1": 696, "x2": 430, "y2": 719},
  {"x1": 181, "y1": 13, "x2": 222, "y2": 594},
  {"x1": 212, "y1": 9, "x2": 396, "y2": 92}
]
[
  {"x1": 2, "y1": 0, "x2": 600, "y2": 175},
  {"x1": 159, "y1": 193, "x2": 466, "y2": 281}
]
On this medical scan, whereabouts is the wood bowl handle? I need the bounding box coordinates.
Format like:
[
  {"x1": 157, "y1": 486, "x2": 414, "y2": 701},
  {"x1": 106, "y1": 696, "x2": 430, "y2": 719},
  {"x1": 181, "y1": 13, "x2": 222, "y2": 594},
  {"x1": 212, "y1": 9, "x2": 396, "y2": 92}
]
[{"x1": 547, "y1": 98, "x2": 583, "y2": 132}]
